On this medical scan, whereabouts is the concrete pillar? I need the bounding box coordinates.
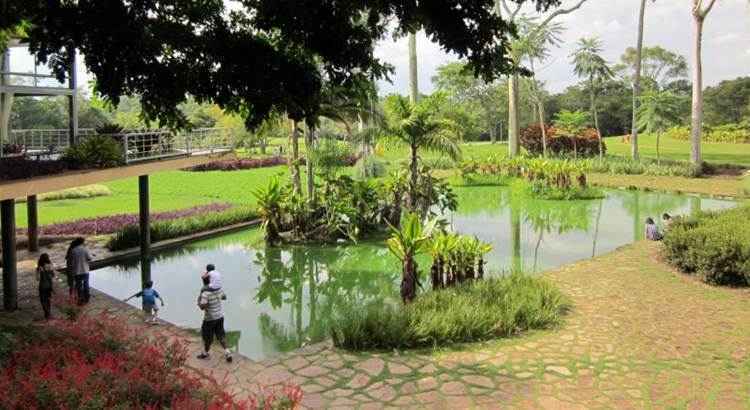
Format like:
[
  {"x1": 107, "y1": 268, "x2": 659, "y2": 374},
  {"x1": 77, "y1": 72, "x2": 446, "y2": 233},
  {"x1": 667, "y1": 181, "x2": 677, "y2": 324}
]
[
  {"x1": 27, "y1": 195, "x2": 38, "y2": 252},
  {"x1": 1, "y1": 199, "x2": 17, "y2": 311},
  {"x1": 139, "y1": 175, "x2": 151, "y2": 286}
]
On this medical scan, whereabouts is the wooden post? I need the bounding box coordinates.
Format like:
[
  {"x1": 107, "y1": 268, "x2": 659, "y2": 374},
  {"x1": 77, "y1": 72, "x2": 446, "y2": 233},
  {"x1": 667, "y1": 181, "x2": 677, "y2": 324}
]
[
  {"x1": 1, "y1": 199, "x2": 17, "y2": 311},
  {"x1": 139, "y1": 175, "x2": 151, "y2": 286},
  {"x1": 27, "y1": 195, "x2": 38, "y2": 252}
]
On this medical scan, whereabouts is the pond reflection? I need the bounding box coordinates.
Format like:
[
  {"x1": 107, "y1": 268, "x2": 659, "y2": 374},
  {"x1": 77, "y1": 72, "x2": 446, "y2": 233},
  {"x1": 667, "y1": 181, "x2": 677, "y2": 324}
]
[{"x1": 91, "y1": 187, "x2": 735, "y2": 360}]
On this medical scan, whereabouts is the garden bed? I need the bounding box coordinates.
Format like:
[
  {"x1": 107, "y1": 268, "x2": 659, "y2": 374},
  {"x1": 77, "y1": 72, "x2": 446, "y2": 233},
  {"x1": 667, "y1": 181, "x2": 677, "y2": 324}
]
[
  {"x1": 330, "y1": 273, "x2": 568, "y2": 350},
  {"x1": 0, "y1": 308, "x2": 301, "y2": 409}
]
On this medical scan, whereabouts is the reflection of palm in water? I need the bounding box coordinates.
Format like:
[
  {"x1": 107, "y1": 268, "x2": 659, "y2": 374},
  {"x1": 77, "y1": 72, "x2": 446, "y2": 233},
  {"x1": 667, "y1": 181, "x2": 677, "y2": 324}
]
[{"x1": 254, "y1": 244, "x2": 398, "y2": 353}]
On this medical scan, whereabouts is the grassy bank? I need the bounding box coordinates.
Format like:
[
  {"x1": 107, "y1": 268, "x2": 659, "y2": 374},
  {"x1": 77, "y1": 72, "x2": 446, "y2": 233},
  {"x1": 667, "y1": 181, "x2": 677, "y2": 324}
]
[{"x1": 330, "y1": 274, "x2": 568, "y2": 351}]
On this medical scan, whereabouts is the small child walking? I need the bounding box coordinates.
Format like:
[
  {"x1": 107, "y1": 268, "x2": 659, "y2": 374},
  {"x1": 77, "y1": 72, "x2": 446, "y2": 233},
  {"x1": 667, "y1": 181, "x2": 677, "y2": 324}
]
[{"x1": 124, "y1": 280, "x2": 165, "y2": 324}]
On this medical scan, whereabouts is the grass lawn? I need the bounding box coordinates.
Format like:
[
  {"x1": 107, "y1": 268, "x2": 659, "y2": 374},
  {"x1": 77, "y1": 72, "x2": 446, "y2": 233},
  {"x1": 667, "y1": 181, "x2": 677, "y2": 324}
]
[
  {"x1": 605, "y1": 134, "x2": 750, "y2": 166},
  {"x1": 13, "y1": 135, "x2": 749, "y2": 228},
  {"x1": 14, "y1": 166, "x2": 292, "y2": 228}
]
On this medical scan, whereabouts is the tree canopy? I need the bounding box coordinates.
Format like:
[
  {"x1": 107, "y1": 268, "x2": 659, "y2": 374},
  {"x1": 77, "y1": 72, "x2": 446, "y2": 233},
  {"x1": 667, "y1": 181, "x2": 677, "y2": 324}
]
[{"x1": 2, "y1": 0, "x2": 562, "y2": 131}]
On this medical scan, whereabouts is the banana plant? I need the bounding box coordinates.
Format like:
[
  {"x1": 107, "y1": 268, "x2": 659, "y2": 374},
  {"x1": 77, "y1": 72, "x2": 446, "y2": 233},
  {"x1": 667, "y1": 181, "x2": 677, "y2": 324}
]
[
  {"x1": 251, "y1": 178, "x2": 288, "y2": 244},
  {"x1": 386, "y1": 212, "x2": 438, "y2": 303}
]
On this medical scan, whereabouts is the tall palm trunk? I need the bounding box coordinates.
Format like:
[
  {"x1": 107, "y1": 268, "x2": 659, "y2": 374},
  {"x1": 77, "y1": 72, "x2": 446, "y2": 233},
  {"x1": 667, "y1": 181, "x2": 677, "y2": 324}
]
[
  {"x1": 537, "y1": 102, "x2": 548, "y2": 157},
  {"x1": 631, "y1": 0, "x2": 647, "y2": 161},
  {"x1": 409, "y1": 143, "x2": 418, "y2": 210},
  {"x1": 508, "y1": 74, "x2": 520, "y2": 157},
  {"x1": 289, "y1": 120, "x2": 302, "y2": 195},
  {"x1": 305, "y1": 125, "x2": 315, "y2": 201},
  {"x1": 590, "y1": 79, "x2": 603, "y2": 160},
  {"x1": 690, "y1": 15, "x2": 704, "y2": 166},
  {"x1": 408, "y1": 32, "x2": 419, "y2": 104}
]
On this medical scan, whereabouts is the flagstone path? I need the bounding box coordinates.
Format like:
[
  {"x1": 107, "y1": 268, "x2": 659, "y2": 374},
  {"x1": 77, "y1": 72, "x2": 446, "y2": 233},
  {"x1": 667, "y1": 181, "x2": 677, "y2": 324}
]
[{"x1": 3, "y1": 240, "x2": 750, "y2": 409}]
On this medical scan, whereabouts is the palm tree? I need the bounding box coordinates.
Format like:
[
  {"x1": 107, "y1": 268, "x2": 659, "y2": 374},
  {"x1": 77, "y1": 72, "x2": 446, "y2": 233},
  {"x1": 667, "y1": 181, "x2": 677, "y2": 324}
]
[
  {"x1": 690, "y1": 0, "x2": 719, "y2": 166},
  {"x1": 288, "y1": 119, "x2": 302, "y2": 194},
  {"x1": 571, "y1": 36, "x2": 613, "y2": 160},
  {"x1": 637, "y1": 90, "x2": 683, "y2": 164},
  {"x1": 498, "y1": 0, "x2": 590, "y2": 157},
  {"x1": 383, "y1": 93, "x2": 461, "y2": 210},
  {"x1": 631, "y1": 0, "x2": 655, "y2": 161},
  {"x1": 386, "y1": 213, "x2": 437, "y2": 303},
  {"x1": 515, "y1": 17, "x2": 564, "y2": 158},
  {"x1": 408, "y1": 31, "x2": 419, "y2": 104}
]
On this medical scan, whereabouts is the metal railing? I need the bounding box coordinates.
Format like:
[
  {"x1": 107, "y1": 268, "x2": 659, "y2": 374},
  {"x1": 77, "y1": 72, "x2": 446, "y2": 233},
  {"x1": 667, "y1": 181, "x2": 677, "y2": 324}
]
[
  {"x1": 2, "y1": 127, "x2": 234, "y2": 163},
  {"x1": 7, "y1": 129, "x2": 96, "y2": 155},
  {"x1": 118, "y1": 128, "x2": 233, "y2": 163}
]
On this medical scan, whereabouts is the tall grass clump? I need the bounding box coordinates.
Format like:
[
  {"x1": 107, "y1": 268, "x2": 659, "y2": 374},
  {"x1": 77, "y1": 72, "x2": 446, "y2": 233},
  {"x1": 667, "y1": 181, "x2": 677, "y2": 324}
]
[
  {"x1": 330, "y1": 273, "x2": 569, "y2": 350},
  {"x1": 107, "y1": 207, "x2": 258, "y2": 251},
  {"x1": 663, "y1": 205, "x2": 750, "y2": 286},
  {"x1": 17, "y1": 185, "x2": 112, "y2": 202}
]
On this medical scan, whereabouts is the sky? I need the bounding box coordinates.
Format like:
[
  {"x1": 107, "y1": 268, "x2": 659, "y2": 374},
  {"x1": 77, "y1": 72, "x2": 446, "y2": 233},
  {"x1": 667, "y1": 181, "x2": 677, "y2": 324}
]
[
  {"x1": 7, "y1": 0, "x2": 750, "y2": 97},
  {"x1": 375, "y1": 0, "x2": 750, "y2": 95}
]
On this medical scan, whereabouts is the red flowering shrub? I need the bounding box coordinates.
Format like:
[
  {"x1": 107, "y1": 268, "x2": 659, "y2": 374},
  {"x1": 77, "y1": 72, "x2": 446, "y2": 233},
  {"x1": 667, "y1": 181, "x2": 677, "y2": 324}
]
[
  {"x1": 0, "y1": 309, "x2": 302, "y2": 409},
  {"x1": 520, "y1": 124, "x2": 605, "y2": 157}
]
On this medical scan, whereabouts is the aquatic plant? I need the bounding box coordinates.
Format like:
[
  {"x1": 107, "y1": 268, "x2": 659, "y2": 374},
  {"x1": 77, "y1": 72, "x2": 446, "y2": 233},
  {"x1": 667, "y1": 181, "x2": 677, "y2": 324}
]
[{"x1": 429, "y1": 232, "x2": 492, "y2": 289}]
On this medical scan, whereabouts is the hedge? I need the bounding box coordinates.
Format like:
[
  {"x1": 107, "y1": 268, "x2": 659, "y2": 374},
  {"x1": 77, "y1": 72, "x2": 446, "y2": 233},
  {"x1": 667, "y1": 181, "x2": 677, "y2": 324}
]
[{"x1": 663, "y1": 205, "x2": 750, "y2": 286}]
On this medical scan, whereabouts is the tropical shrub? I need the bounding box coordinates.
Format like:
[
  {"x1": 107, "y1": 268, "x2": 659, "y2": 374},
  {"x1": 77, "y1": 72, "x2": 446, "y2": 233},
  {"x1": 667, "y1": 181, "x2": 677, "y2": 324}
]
[
  {"x1": 461, "y1": 156, "x2": 600, "y2": 200},
  {"x1": 0, "y1": 310, "x2": 302, "y2": 409},
  {"x1": 0, "y1": 157, "x2": 68, "y2": 181},
  {"x1": 63, "y1": 134, "x2": 125, "y2": 169},
  {"x1": 660, "y1": 122, "x2": 750, "y2": 144},
  {"x1": 95, "y1": 122, "x2": 125, "y2": 135},
  {"x1": 354, "y1": 155, "x2": 388, "y2": 179},
  {"x1": 587, "y1": 156, "x2": 703, "y2": 178},
  {"x1": 253, "y1": 167, "x2": 455, "y2": 245},
  {"x1": 330, "y1": 274, "x2": 569, "y2": 350},
  {"x1": 663, "y1": 206, "x2": 750, "y2": 286},
  {"x1": 107, "y1": 206, "x2": 257, "y2": 250},
  {"x1": 386, "y1": 213, "x2": 438, "y2": 303},
  {"x1": 520, "y1": 123, "x2": 605, "y2": 157}
]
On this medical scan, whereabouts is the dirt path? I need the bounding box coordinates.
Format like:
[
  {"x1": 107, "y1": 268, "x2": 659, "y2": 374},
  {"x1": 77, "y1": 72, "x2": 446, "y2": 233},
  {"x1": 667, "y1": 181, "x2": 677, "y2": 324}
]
[{"x1": 3, "y1": 241, "x2": 750, "y2": 409}]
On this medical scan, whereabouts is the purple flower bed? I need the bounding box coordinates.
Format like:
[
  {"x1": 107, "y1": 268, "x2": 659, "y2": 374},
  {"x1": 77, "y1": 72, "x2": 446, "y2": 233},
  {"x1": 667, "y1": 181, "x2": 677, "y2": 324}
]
[
  {"x1": 187, "y1": 156, "x2": 288, "y2": 172},
  {"x1": 20, "y1": 203, "x2": 234, "y2": 236}
]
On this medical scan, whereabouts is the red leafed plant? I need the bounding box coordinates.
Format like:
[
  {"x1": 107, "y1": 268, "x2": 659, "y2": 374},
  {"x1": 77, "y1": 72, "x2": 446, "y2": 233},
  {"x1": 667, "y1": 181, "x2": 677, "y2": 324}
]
[{"x1": 0, "y1": 305, "x2": 302, "y2": 410}]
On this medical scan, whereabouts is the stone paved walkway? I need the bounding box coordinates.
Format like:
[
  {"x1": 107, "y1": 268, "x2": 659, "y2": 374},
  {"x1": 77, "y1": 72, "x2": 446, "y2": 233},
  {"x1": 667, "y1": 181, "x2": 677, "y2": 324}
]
[{"x1": 4, "y1": 241, "x2": 750, "y2": 409}]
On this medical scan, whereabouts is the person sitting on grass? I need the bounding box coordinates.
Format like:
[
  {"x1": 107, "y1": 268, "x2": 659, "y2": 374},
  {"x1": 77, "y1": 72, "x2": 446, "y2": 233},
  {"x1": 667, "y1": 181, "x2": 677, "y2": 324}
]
[
  {"x1": 662, "y1": 213, "x2": 674, "y2": 231},
  {"x1": 124, "y1": 280, "x2": 165, "y2": 324},
  {"x1": 36, "y1": 253, "x2": 55, "y2": 320},
  {"x1": 645, "y1": 217, "x2": 663, "y2": 241},
  {"x1": 196, "y1": 275, "x2": 232, "y2": 363}
]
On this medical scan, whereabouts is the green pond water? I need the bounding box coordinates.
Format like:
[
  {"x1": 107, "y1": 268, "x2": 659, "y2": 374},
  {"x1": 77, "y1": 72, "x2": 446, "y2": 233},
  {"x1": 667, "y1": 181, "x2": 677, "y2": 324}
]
[{"x1": 91, "y1": 186, "x2": 735, "y2": 360}]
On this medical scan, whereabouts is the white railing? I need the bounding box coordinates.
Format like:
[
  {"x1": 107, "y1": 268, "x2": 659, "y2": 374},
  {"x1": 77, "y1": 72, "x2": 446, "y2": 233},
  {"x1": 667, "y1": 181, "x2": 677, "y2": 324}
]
[
  {"x1": 2, "y1": 127, "x2": 234, "y2": 163},
  {"x1": 6, "y1": 129, "x2": 96, "y2": 155},
  {"x1": 119, "y1": 128, "x2": 233, "y2": 164}
]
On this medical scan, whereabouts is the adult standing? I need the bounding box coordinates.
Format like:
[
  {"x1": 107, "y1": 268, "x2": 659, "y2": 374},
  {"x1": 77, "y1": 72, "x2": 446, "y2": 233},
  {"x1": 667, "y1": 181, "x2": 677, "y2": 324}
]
[
  {"x1": 64, "y1": 239, "x2": 78, "y2": 298},
  {"x1": 69, "y1": 237, "x2": 92, "y2": 304},
  {"x1": 197, "y1": 275, "x2": 232, "y2": 362}
]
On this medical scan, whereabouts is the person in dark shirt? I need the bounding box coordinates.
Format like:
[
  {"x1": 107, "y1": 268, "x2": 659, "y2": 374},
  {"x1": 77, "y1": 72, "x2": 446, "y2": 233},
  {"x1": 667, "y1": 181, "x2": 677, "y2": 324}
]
[
  {"x1": 36, "y1": 253, "x2": 55, "y2": 320},
  {"x1": 124, "y1": 280, "x2": 165, "y2": 324}
]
